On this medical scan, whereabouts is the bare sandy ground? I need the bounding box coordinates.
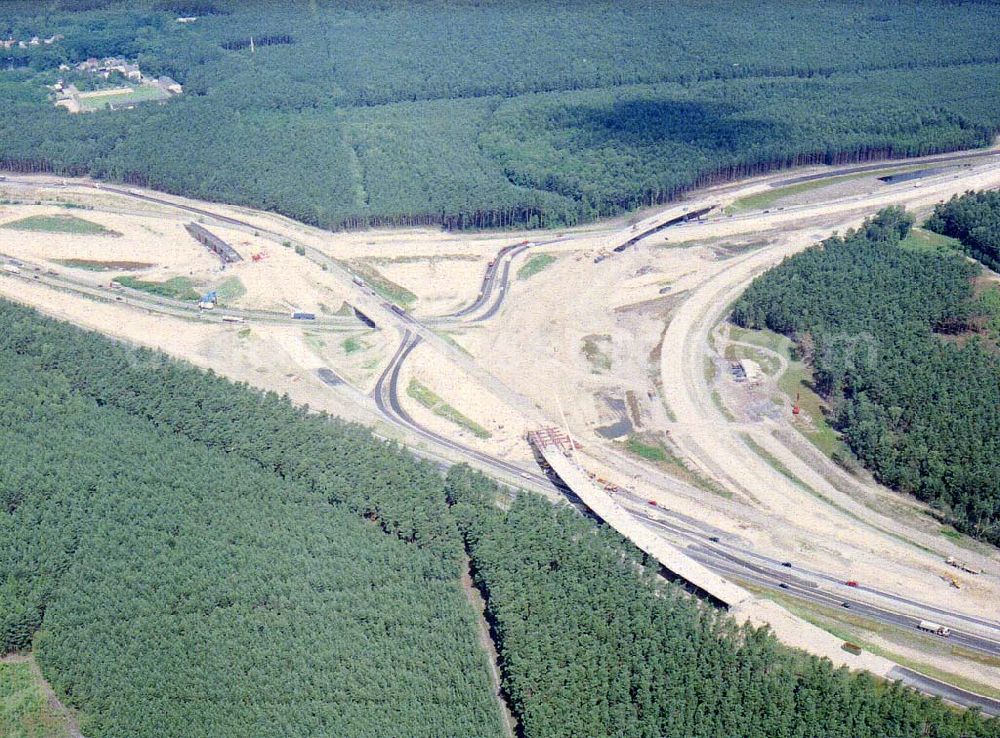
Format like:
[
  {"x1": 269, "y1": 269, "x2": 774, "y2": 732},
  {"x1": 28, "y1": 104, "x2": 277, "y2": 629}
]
[
  {"x1": 0, "y1": 205, "x2": 218, "y2": 280},
  {"x1": 2, "y1": 154, "x2": 999, "y2": 686},
  {"x1": 0, "y1": 276, "x2": 381, "y2": 431}
]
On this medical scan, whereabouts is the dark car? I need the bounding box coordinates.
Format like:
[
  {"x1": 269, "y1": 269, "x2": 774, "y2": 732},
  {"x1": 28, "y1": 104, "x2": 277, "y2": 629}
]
[{"x1": 781, "y1": 561, "x2": 792, "y2": 568}]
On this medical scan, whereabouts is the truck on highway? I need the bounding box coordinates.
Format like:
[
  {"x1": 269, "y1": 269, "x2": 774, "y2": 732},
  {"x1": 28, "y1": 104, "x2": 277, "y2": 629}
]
[
  {"x1": 918, "y1": 620, "x2": 951, "y2": 637},
  {"x1": 2, "y1": 263, "x2": 21, "y2": 274},
  {"x1": 291, "y1": 311, "x2": 316, "y2": 320}
]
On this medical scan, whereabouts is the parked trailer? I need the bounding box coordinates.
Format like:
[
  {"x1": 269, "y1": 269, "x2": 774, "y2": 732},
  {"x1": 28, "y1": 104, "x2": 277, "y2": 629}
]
[
  {"x1": 946, "y1": 556, "x2": 983, "y2": 575},
  {"x1": 291, "y1": 311, "x2": 316, "y2": 320},
  {"x1": 918, "y1": 620, "x2": 951, "y2": 637},
  {"x1": 842, "y1": 642, "x2": 862, "y2": 655}
]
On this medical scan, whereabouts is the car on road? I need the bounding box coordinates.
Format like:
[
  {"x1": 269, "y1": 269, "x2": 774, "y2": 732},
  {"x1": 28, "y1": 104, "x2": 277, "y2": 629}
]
[
  {"x1": 708, "y1": 536, "x2": 720, "y2": 542},
  {"x1": 519, "y1": 472, "x2": 531, "y2": 480},
  {"x1": 778, "y1": 582, "x2": 789, "y2": 589},
  {"x1": 842, "y1": 602, "x2": 852, "y2": 609},
  {"x1": 846, "y1": 580, "x2": 859, "y2": 587},
  {"x1": 781, "y1": 561, "x2": 792, "y2": 568}
]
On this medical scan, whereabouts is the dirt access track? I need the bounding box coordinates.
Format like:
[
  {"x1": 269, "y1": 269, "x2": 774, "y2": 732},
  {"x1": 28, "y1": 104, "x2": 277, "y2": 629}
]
[{"x1": 2, "y1": 147, "x2": 1000, "y2": 701}]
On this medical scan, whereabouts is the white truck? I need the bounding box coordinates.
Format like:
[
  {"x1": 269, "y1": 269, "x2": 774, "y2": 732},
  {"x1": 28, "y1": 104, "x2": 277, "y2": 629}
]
[
  {"x1": 1, "y1": 263, "x2": 20, "y2": 274},
  {"x1": 918, "y1": 620, "x2": 951, "y2": 637}
]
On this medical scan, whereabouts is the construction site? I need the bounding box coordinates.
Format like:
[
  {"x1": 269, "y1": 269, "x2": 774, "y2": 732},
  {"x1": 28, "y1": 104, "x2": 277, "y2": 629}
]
[{"x1": 2, "y1": 147, "x2": 1000, "y2": 712}]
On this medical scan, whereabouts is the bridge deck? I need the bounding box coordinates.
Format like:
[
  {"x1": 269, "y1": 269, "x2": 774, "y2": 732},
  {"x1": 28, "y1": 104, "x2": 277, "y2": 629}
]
[
  {"x1": 537, "y1": 444, "x2": 751, "y2": 607},
  {"x1": 534, "y1": 439, "x2": 897, "y2": 678}
]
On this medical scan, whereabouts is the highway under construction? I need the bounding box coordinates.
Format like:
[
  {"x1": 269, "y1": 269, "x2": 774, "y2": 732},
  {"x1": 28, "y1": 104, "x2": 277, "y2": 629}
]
[{"x1": 2, "y1": 145, "x2": 1000, "y2": 712}]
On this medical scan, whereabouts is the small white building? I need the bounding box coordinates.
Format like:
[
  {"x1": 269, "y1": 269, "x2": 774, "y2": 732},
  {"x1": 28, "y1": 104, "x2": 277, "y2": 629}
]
[{"x1": 738, "y1": 359, "x2": 763, "y2": 383}]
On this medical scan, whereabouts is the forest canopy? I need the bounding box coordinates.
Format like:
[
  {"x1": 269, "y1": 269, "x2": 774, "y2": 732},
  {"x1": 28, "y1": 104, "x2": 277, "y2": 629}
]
[
  {"x1": 1, "y1": 1, "x2": 999, "y2": 229},
  {"x1": 927, "y1": 190, "x2": 1000, "y2": 272},
  {"x1": 732, "y1": 208, "x2": 1000, "y2": 544},
  {"x1": 2, "y1": 299, "x2": 999, "y2": 736}
]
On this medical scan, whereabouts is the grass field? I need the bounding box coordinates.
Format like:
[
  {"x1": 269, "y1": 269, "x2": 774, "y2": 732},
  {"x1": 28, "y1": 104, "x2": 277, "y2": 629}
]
[
  {"x1": 77, "y1": 85, "x2": 170, "y2": 112},
  {"x1": 900, "y1": 227, "x2": 962, "y2": 254},
  {"x1": 111, "y1": 276, "x2": 201, "y2": 301},
  {"x1": 517, "y1": 253, "x2": 556, "y2": 280},
  {"x1": 213, "y1": 276, "x2": 246, "y2": 304},
  {"x1": 0, "y1": 658, "x2": 72, "y2": 738},
  {"x1": 2, "y1": 215, "x2": 119, "y2": 236},
  {"x1": 979, "y1": 284, "x2": 1000, "y2": 342},
  {"x1": 54, "y1": 259, "x2": 152, "y2": 271},
  {"x1": 407, "y1": 378, "x2": 491, "y2": 439}
]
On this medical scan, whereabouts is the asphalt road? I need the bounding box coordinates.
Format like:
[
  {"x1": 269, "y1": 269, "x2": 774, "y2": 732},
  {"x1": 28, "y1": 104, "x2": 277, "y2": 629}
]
[
  {"x1": 629, "y1": 505, "x2": 1000, "y2": 657},
  {"x1": 5, "y1": 157, "x2": 1000, "y2": 710}
]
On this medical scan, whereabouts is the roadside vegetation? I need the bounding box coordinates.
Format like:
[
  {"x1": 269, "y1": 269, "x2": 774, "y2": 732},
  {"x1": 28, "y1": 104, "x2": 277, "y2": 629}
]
[
  {"x1": 111, "y1": 275, "x2": 200, "y2": 300},
  {"x1": 53, "y1": 258, "x2": 151, "y2": 271},
  {"x1": 733, "y1": 207, "x2": 1000, "y2": 544},
  {"x1": 1, "y1": 214, "x2": 119, "y2": 236},
  {"x1": 516, "y1": 253, "x2": 556, "y2": 280},
  {"x1": 625, "y1": 433, "x2": 731, "y2": 498},
  {"x1": 724, "y1": 171, "x2": 881, "y2": 214},
  {"x1": 407, "y1": 378, "x2": 492, "y2": 439},
  {"x1": 1, "y1": 2, "x2": 999, "y2": 230},
  {"x1": 346, "y1": 260, "x2": 417, "y2": 308}
]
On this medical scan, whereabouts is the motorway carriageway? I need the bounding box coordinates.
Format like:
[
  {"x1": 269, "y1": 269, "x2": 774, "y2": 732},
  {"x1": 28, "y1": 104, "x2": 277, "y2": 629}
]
[
  {"x1": 621, "y1": 498, "x2": 1000, "y2": 658},
  {"x1": 6, "y1": 159, "x2": 1000, "y2": 708}
]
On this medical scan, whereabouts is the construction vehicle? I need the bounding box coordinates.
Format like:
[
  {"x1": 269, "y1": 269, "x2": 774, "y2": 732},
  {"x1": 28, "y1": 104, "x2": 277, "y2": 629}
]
[
  {"x1": 792, "y1": 392, "x2": 801, "y2": 415},
  {"x1": 918, "y1": 620, "x2": 951, "y2": 637},
  {"x1": 842, "y1": 642, "x2": 862, "y2": 655},
  {"x1": 198, "y1": 290, "x2": 217, "y2": 310}
]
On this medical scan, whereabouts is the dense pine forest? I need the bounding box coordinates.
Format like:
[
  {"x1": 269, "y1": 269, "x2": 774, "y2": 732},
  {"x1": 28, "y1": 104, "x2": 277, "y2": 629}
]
[
  {"x1": 2, "y1": 299, "x2": 1000, "y2": 736},
  {"x1": 732, "y1": 208, "x2": 1000, "y2": 545},
  {"x1": 927, "y1": 190, "x2": 1000, "y2": 272},
  {"x1": 0, "y1": 306, "x2": 503, "y2": 737},
  {"x1": 448, "y1": 466, "x2": 1000, "y2": 738},
  {"x1": 1, "y1": 1, "x2": 1000, "y2": 229}
]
